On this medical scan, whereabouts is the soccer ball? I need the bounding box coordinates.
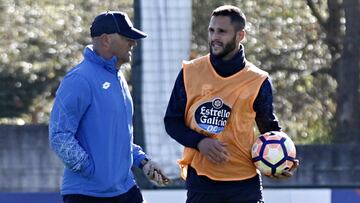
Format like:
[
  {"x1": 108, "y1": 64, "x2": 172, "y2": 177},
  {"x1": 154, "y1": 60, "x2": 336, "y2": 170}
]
[{"x1": 251, "y1": 131, "x2": 296, "y2": 176}]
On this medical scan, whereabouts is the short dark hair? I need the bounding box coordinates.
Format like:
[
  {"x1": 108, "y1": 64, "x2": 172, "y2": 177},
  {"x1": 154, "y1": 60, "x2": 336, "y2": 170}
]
[{"x1": 212, "y1": 5, "x2": 246, "y2": 31}]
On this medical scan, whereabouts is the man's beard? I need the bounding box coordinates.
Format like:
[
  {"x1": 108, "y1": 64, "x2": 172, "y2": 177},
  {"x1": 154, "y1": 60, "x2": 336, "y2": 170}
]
[{"x1": 209, "y1": 35, "x2": 237, "y2": 59}]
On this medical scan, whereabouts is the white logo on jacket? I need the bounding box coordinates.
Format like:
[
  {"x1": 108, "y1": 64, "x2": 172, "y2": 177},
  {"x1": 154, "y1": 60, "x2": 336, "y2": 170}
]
[{"x1": 102, "y1": 82, "x2": 111, "y2": 89}]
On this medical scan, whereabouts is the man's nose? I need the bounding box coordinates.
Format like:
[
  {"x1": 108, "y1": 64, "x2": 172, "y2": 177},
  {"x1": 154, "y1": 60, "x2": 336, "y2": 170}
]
[{"x1": 210, "y1": 31, "x2": 220, "y2": 41}]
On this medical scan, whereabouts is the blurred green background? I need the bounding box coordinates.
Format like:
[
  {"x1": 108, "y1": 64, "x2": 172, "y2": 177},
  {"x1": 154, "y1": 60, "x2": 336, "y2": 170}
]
[{"x1": 0, "y1": 0, "x2": 359, "y2": 145}]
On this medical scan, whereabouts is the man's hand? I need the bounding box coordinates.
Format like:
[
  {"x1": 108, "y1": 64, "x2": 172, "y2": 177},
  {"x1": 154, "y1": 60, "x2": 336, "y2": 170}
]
[
  {"x1": 197, "y1": 137, "x2": 229, "y2": 164},
  {"x1": 142, "y1": 160, "x2": 170, "y2": 186},
  {"x1": 266, "y1": 159, "x2": 300, "y2": 179}
]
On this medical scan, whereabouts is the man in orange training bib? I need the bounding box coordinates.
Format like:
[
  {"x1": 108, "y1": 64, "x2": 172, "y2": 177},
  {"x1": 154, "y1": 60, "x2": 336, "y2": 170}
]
[{"x1": 164, "y1": 5, "x2": 298, "y2": 203}]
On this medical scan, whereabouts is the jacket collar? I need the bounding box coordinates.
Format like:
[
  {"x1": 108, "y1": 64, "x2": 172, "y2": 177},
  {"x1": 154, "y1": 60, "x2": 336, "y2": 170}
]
[{"x1": 83, "y1": 45, "x2": 118, "y2": 74}]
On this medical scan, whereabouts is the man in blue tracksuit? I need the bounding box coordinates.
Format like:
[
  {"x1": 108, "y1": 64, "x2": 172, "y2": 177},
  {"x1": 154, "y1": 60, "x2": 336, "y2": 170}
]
[{"x1": 49, "y1": 11, "x2": 169, "y2": 203}]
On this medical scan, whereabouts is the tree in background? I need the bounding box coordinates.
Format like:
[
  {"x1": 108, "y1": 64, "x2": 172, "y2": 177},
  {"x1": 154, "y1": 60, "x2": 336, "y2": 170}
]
[
  {"x1": 0, "y1": 0, "x2": 132, "y2": 124},
  {"x1": 193, "y1": 0, "x2": 360, "y2": 144},
  {"x1": 1, "y1": 0, "x2": 359, "y2": 144},
  {"x1": 193, "y1": 0, "x2": 334, "y2": 144},
  {"x1": 307, "y1": 0, "x2": 360, "y2": 143},
  {"x1": 336, "y1": 0, "x2": 360, "y2": 143}
]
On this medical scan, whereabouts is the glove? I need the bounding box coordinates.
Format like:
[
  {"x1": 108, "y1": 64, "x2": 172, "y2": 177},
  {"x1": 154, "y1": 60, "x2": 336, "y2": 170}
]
[{"x1": 142, "y1": 160, "x2": 170, "y2": 186}]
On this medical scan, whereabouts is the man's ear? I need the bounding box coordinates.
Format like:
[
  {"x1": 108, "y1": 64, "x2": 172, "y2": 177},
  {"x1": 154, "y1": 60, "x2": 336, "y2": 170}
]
[
  {"x1": 99, "y1": 34, "x2": 111, "y2": 48},
  {"x1": 237, "y1": 30, "x2": 246, "y2": 42}
]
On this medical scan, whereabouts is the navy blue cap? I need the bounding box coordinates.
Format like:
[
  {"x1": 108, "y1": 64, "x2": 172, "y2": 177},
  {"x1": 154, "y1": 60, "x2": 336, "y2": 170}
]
[{"x1": 90, "y1": 11, "x2": 147, "y2": 39}]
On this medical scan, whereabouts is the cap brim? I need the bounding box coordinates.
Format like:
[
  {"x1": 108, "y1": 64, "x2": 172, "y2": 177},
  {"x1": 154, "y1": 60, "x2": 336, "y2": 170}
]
[{"x1": 121, "y1": 27, "x2": 147, "y2": 39}]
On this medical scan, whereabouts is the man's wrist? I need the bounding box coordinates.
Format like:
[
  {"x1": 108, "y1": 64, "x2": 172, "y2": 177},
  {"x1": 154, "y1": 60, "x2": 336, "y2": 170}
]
[{"x1": 139, "y1": 158, "x2": 149, "y2": 169}]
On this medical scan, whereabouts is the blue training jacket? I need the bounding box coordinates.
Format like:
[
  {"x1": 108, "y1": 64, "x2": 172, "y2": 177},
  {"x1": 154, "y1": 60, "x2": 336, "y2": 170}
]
[{"x1": 49, "y1": 45, "x2": 147, "y2": 197}]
